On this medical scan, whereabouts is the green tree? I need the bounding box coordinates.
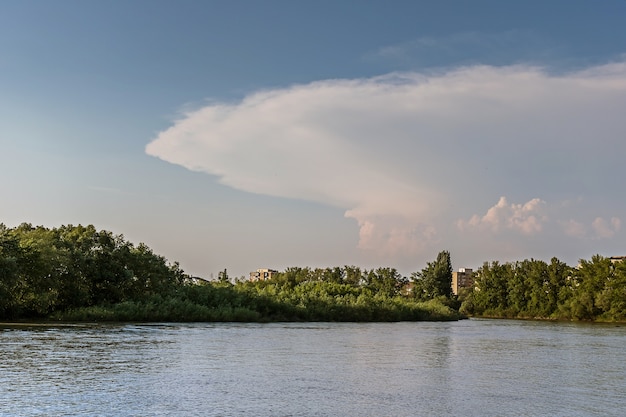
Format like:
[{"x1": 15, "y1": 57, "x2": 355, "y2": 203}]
[
  {"x1": 274, "y1": 267, "x2": 311, "y2": 288},
  {"x1": 470, "y1": 261, "x2": 513, "y2": 315},
  {"x1": 570, "y1": 255, "x2": 612, "y2": 319},
  {"x1": 0, "y1": 224, "x2": 21, "y2": 318},
  {"x1": 218, "y1": 268, "x2": 230, "y2": 284},
  {"x1": 321, "y1": 267, "x2": 345, "y2": 284},
  {"x1": 343, "y1": 265, "x2": 362, "y2": 286},
  {"x1": 364, "y1": 267, "x2": 404, "y2": 297},
  {"x1": 521, "y1": 259, "x2": 550, "y2": 317},
  {"x1": 412, "y1": 250, "x2": 453, "y2": 300},
  {"x1": 12, "y1": 224, "x2": 65, "y2": 316},
  {"x1": 596, "y1": 259, "x2": 626, "y2": 320},
  {"x1": 546, "y1": 257, "x2": 570, "y2": 316},
  {"x1": 505, "y1": 261, "x2": 527, "y2": 316}
]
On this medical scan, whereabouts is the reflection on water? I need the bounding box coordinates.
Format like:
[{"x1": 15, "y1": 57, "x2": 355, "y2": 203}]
[{"x1": 1, "y1": 320, "x2": 625, "y2": 416}]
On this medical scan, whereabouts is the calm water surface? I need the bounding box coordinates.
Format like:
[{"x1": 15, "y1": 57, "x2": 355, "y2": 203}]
[{"x1": 1, "y1": 319, "x2": 624, "y2": 416}]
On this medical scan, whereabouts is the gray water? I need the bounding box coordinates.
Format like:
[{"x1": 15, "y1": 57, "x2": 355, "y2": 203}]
[{"x1": 1, "y1": 319, "x2": 624, "y2": 417}]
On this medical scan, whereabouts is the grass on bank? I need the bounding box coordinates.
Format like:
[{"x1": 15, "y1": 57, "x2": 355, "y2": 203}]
[{"x1": 49, "y1": 290, "x2": 463, "y2": 323}]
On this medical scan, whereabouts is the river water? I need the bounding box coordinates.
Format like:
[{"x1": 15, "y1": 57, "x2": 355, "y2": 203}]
[{"x1": 1, "y1": 319, "x2": 624, "y2": 416}]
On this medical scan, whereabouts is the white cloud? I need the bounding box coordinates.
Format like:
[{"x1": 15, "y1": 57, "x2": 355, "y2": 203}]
[
  {"x1": 592, "y1": 217, "x2": 621, "y2": 239},
  {"x1": 147, "y1": 62, "x2": 626, "y2": 259},
  {"x1": 369, "y1": 30, "x2": 550, "y2": 65},
  {"x1": 458, "y1": 196, "x2": 547, "y2": 235},
  {"x1": 561, "y1": 219, "x2": 587, "y2": 238}
]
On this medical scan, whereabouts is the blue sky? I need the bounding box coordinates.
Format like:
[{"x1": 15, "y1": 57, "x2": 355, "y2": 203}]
[{"x1": 2, "y1": 1, "x2": 626, "y2": 279}]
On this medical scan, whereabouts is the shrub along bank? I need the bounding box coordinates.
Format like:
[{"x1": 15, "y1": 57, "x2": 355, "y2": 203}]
[{"x1": 0, "y1": 223, "x2": 462, "y2": 322}]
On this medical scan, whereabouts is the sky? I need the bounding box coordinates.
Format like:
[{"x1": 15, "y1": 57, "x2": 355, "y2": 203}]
[{"x1": 2, "y1": 0, "x2": 626, "y2": 279}]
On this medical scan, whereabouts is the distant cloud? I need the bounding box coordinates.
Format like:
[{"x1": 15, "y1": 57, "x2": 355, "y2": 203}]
[
  {"x1": 561, "y1": 219, "x2": 587, "y2": 238},
  {"x1": 147, "y1": 61, "x2": 626, "y2": 260},
  {"x1": 558, "y1": 216, "x2": 621, "y2": 240},
  {"x1": 592, "y1": 217, "x2": 621, "y2": 239},
  {"x1": 458, "y1": 196, "x2": 547, "y2": 235},
  {"x1": 366, "y1": 30, "x2": 554, "y2": 67}
]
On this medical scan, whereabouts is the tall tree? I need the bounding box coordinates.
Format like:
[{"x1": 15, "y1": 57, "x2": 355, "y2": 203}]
[
  {"x1": 412, "y1": 250, "x2": 453, "y2": 299},
  {"x1": 0, "y1": 225, "x2": 21, "y2": 318},
  {"x1": 597, "y1": 259, "x2": 626, "y2": 320},
  {"x1": 570, "y1": 255, "x2": 613, "y2": 319},
  {"x1": 364, "y1": 267, "x2": 404, "y2": 297},
  {"x1": 218, "y1": 268, "x2": 230, "y2": 283},
  {"x1": 343, "y1": 265, "x2": 362, "y2": 286},
  {"x1": 470, "y1": 261, "x2": 514, "y2": 314}
]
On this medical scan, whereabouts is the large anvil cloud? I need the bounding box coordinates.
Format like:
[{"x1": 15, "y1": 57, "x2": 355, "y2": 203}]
[{"x1": 147, "y1": 63, "x2": 626, "y2": 256}]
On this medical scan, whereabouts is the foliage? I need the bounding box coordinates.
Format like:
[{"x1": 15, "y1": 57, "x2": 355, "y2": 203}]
[
  {"x1": 461, "y1": 256, "x2": 626, "y2": 322},
  {"x1": 0, "y1": 223, "x2": 186, "y2": 319},
  {"x1": 0, "y1": 223, "x2": 463, "y2": 322},
  {"x1": 411, "y1": 250, "x2": 453, "y2": 300},
  {"x1": 12, "y1": 223, "x2": 626, "y2": 322}
]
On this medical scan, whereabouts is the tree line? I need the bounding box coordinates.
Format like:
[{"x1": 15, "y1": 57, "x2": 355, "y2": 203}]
[
  {"x1": 4, "y1": 222, "x2": 622, "y2": 322},
  {"x1": 460, "y1": 256, "x2": 626, "y2": 321},
  {"x1": 0, "y1": 223, "x2": 186, "y2": 319},
  {"x1": 0, "y1": 224, "x2": 460, "y2": 322}
]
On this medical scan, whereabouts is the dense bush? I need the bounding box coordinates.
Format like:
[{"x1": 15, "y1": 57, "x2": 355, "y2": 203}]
[
  {"x1": 6, "y1": 222, "x2": 624, "y2": 322},
  {"x1": 0, "y1": 223, "x2": 186, "y2": 319},
  {"x1": 0, "y1": 223, "x2": 462, "y2": 322},
  {"x1": 461, "y1": 256, "x2": 626, "y2": 322}
]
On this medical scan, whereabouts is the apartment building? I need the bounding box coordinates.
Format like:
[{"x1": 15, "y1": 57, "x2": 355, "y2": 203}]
[
  {"x1": 249, "y1": 268, "x2": 278, "y2": 281},
  {"x1": 452, "y1": 268, "x2": 474, "y2": 295}
]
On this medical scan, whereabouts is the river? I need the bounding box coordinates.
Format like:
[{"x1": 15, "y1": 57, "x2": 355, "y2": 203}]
[{"x1": 1, "y1": 319, "x2": 624, "y2": 416}]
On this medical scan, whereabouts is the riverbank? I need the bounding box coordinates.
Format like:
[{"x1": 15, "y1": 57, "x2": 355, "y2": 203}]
[
  {"x1": 41, "y1": 293, "x2": 464, "y2": 323},
  {"x1": 466, "y1": 313, "x2": 626, "y2": 324}
]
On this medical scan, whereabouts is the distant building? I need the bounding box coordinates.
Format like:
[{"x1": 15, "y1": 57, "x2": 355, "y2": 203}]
[
  {"x1": 452, "y1": 268, "x2": 474, "y2": 295},
  {"x1": 401, "y1": 281, "x2": 415, "y2": 296},
  {"x1": 608, "y1": 256, "x2": 626, "y2": 264},
  {"x1": 187, "y1": 276, "x2": 211, "y2": 285},
  {"x1": 249, "y1": 268, "x2": 278, "y2": 281}
]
